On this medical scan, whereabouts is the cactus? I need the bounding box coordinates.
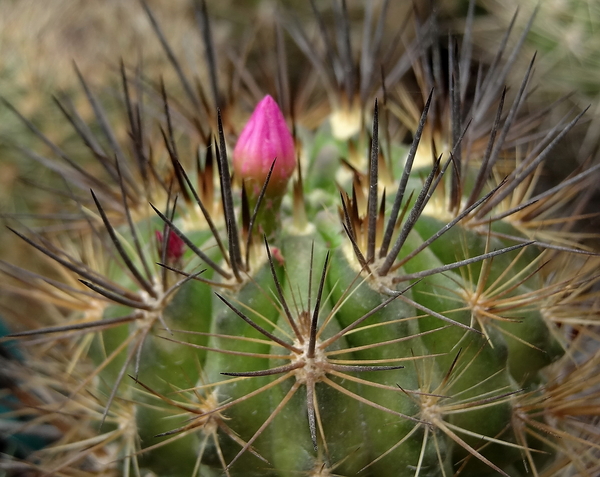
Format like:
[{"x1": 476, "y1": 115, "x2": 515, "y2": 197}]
[{"x1": 1, "y1": 1, "x2": 599, "y2": 476}]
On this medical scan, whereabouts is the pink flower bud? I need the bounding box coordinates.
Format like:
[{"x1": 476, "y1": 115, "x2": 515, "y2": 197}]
[
  {"x1": 233, "y1": 95, "x2": 296, "y2": 197},
  {"x1": 155, "y1": 230, "x2": 185, "y2": 264}
]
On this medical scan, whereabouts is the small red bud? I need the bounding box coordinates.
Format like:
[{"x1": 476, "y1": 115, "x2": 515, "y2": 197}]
[
  {"x1": 155, "y1": 230, "x2": 185, "y2": 263},
  {"x1": 270, "y1": 246, "x2": 285, "y2": 266}
]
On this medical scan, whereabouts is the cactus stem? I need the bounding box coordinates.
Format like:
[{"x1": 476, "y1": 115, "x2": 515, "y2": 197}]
[
  {"x1": 160, "y1": 335, "x2": 292, "y2": 361},
  {"x1": 391, "y1": 352, "x2": 527, "y2": 477},
  {"x1": 163, "y1": 247, "x2": 438, "y2": 467},
  {"x1": 320, "y1": 377, "x2": 421, "y2": 424},
  {"x1": 319, "y1": 290, "x2": 407, "y2": 349},
  {"x1": 215, "y1": 293, "x2": 302, "y2": 354},
  {"x1": 131, "y1": 378, "x2": 266, "y2": 475},
  {"x1": 226, "y1": 381, "x2": 300, "y2": 470},
  {"x1": 359, "y1": 424, "x2": 422, "y2": 474}
]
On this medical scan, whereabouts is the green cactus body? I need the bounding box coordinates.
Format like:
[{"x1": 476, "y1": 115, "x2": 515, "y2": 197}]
[{"x1": 2, "y1": 2, "x2": 600, "y2": 477}]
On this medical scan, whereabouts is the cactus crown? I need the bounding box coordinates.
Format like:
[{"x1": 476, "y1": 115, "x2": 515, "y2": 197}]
[{"x1": 1, "y1": 1, "x2": 599, "y2": 476}]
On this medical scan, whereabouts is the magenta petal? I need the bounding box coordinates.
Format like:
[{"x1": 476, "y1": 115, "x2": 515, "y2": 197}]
[
  {"x1": 233, "y1": 95, "x2": 296, "y2": 196},
  {"x1": 156, "y1": 230, "x2": 185, "y2": 263}
]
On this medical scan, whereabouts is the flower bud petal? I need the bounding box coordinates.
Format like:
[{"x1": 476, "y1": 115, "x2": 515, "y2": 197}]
[
  {"x1": 233, "y1": 95, "x2": 296, "y2": 196},
  {"x1": 155, "y1": 230, "x2": 185, "y2": 263}
]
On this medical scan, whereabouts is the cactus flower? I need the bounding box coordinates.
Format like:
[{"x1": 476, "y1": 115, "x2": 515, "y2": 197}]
[{"x1": 233, "y1": 95, "x2": 296, "y2": 198}]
